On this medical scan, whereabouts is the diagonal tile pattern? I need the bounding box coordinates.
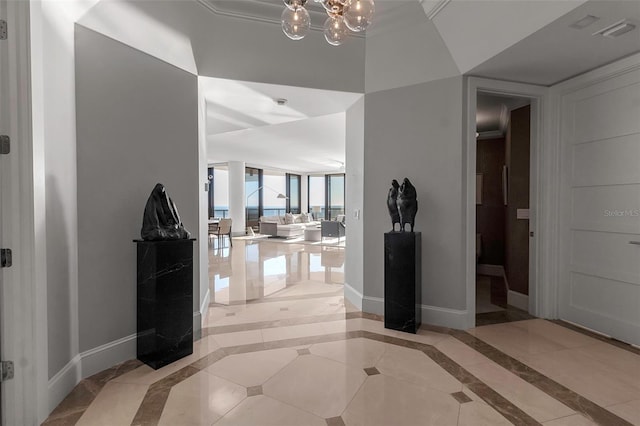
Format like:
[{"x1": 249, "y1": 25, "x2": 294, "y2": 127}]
[{"x1": 44, "y1": 240, "x2": 638, "y2": 426}]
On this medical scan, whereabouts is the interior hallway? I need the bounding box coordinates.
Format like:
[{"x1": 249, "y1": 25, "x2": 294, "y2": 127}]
[{"x1": 43, "y1": 240, "x2": 640, "y2": 425}]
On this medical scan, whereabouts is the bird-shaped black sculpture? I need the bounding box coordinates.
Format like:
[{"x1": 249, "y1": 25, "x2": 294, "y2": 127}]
[
  {"x1": 387, "y1": 179, "x2": 400, "y2": 231},
  {"x1": 397, "y1": 177, "x2": 418, "y2": 232}
]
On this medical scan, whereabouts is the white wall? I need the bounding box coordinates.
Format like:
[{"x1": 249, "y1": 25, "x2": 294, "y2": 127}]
[
  {"x1": 362, "y1": 77, "x2": 467, "y2": 327},
  {"x1": 228, "y1": 161, "x2": 247, "y2": 235},
  {"x1": 344, "y1": 98, "x2": 365, "y2": 307},
  {"x1": 75, "y1": 24, "x2": 199, "y2": 355}
]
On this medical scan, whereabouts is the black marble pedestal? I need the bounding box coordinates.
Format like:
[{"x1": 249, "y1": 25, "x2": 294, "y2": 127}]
[
  {"x1": 384, "y1": 232, "x2": 422, "y2": 333},
  {"x1": 134, "y1": 238, "x2": 195, "y2": 369}
]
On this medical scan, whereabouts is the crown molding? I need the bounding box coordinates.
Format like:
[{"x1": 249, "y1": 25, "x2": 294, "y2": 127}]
[
  {"x1": 197, "y1": 0, "x2": 365, "y2": 38},
  {"x1": 477, "y1": 130, "x2": 504, "y2": 140}
]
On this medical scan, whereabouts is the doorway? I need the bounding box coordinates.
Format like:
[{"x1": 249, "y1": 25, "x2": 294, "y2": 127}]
[
  {"x1": 475, "y1": 93, "x2": 535, "y2": 325},
  {"x1": 465, "y1": 77, "x2": 548, "y2": 329}
]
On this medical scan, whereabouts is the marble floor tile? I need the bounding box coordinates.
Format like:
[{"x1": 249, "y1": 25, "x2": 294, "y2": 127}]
[
  {"x1": 205, "y1": 347, "x2": 298, "y2": 387},
  {"x1": 464, "y1": 361, "x2": 575, "y2": 422},
  {"x1": 211, "y1": 329, "x2": 264, "y2": 347},
  {"x1": 261, "y1": 322, "x2": 328, "y2": 342},
  {"x1": 341, "y1": 374, "x2": 460, "y2": 426},
  {"x1": 263, "y1": 354, "x2": 366, "y2": 418},
  {"x1": 509, "y1": 319, "x2": 598, "y2": 349},
  {"x1": 435, "y1": 336, "x2": 492, "y2": 367},
  {"x1": 375, "y1": 343, "x2": 462, "y2": 394},
  {"x1": 158, "y1": 370, "x2": 245, "y2": 426},
  {"x1": 213, "y1": 395, "x2": 326, "y2": 426},
  {"x1": 519, "y1": 347, "x2": 640, "y2": 407},
  {"x1": 468, "y1": 322, "x2": 570, "y2": 359},
  {"x1": 309, "y1": 337, "x2": 387, "y2": 369},
  {"x1": 542, "y1": 414, "x2": 598, "y2": 426},
  {"x1": 75, "y1": 382, "x2": 148, "y2": 426},
  {"x1": 458, "y1": 401, "x2": 512, "y2": 426},
  {"x1": 607, "y1": 399, "x2": 640, "y2": 424}
]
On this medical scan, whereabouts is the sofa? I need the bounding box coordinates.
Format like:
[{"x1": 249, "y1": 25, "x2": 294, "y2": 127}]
[{"x1": 259, "y1": 213, "x2": 321, "y2": 238}]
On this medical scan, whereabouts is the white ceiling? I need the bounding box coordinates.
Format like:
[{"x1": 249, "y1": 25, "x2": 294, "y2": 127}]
[
  {"x1": 476, "y1": 93, "x2": 530, "y2": 135},
  {"x1": 207, "y1": 112, "x2": 348, "y2": 173},
  {"x1": 468, "y1": 0, "x2": 640, "y2": 85},
  {"x1": 202, "y1": 77, "x2": 361, "y2": 173}
]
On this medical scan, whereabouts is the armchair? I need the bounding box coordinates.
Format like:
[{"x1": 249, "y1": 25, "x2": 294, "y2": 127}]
[{"x1": 321, "y1": 220, "x2": 345, "y2": 243}]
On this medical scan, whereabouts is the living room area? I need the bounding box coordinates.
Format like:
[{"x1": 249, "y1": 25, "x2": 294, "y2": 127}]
[{"x1": 202, "y1": 76, "x2": 357, "y2": 309}]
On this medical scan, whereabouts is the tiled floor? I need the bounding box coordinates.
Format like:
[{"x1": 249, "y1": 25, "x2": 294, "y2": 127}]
[{"x1": 44, "y1": 240, "x2": 640, "y2": 426}]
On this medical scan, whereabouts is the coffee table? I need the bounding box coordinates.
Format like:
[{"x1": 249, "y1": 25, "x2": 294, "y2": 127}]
[{"x1": 304, "y1": 227, "x2": 321, "y2": 242}]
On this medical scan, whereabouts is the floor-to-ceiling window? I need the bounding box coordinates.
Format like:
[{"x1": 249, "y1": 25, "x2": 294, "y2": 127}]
[
  {"x1": 209, "y1": 164, "x2": 229, "y2": 218},
  {"x1": 263, "y1": 170, "x2": 287, "y2": 216},
  {"x1": 327, "y1": 174, "x2": 345, "y2": 220},
  {"x1": 245, "y1": 167, "x2": 262, "y2": 229},
  {"x1": 308, "y1": 175, "x2": 326, "y2": 220},
  {"x1": 308, "y1": 173, "x2": 345, "y2": 220},
  {"x1": 287, "y1": 173, "x2": 301, "y2": 214}
]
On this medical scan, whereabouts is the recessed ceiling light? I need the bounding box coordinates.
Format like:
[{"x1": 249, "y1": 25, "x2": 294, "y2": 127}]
[
  {"x1": 275, "y1": 98, "x2": 288, "y2": 106},
  {"x1": 593, "y1": 19, "x2": 637, "y2": 38},
  {"x1": 569, "y1": 15, "x2": 600, "y2": 30}
]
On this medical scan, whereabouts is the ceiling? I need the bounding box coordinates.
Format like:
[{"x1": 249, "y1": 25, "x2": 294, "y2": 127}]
[
  {"x1": 202, "y1": 77, "x2": 361, "y2": 172},
  {"x1": 468, "y1": 0, "x2": 640, "y2": 85},
  {"x1": 207, "y1": 112, "x2": 347, "y2": 173},
  {"x1": 476, "y1": 93, "x2": 530, "y2": 137}
]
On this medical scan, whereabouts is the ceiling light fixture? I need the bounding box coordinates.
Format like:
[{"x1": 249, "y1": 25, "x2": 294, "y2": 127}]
[{"x1": 281, "y1": 0, "x2": 375, "y2": 46}]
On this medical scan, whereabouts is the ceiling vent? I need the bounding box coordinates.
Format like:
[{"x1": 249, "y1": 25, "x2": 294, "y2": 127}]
[
  {"x1": 593, "y1": 19, "x2": 637, "y2": 38},
  {"x1": 569, "y1": 15, "x2": 600, "y2": 29}
]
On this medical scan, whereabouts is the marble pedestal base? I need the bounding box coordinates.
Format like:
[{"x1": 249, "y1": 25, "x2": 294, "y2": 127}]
[
  {"x1": 134, "y1": 239, "x2": 195, "y2": 369},
  {"x1": 384, "y1": 232, "x2": 422, "y2": 334}
]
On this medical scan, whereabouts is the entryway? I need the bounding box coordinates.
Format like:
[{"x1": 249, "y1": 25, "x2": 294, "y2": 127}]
[{"x1": 474, "y1": 93, "x2": 536, "y2": 326}]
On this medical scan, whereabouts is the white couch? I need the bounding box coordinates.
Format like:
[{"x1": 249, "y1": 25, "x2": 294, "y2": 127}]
[{"x1": 259, "y1": 213, "x2": 320, "y2": 238}]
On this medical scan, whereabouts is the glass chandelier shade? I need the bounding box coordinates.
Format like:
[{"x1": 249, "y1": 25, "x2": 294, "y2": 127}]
[
  {"x1": 323, "y1": 15, "x2": 349, "y2": 46},
  {"x1": 281, "y1": 6, "x2": 311, "y2": 40},
  {"x1": 280, "y1": 0, "x2": 374, "y2": 45},
  {"x1": 343, "y1": 0, "x2": 375, "y2": 32}
]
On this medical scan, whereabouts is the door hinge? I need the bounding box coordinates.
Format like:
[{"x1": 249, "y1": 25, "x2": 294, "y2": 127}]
[
  {"x1": 0, "y1": 361, "x2": 14, "y2": 382},
  {"x1": 1, "y1": 248, "x2": 12, "y2": 268},
  {"x1": 0, "y1": 135, "x2": 10, "y2": 154},
  {"x1": 0, "y1": 20, "x2": 7, "y2": 40}
]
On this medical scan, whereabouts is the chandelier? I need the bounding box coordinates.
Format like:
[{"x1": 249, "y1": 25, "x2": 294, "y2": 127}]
[{"x1": 281, "y1": 0, "x2": 375, "y2": 46}]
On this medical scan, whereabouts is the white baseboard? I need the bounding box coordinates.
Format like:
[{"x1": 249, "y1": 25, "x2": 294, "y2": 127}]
[
  {"x1": 360, "y1": 296, "x2": 469, "y2": 330},
  {"x1": 508, "y1": 290, "x2": 529, "y2": 311},
  {"x1": 343, "y1": 282, "x2": 363, "y2": 310},
  {"x1": 47, "y1": 354, "x2": 81, "y2": 412},
  {"x1": 477, "y1": 264, "x2": 504, "y2": 277},
  {"x1": 420, "y1": 304, "x2": 469, "y2": 330},
  {"x1": 48, "y1": 332, "x2": 137, "y2": 412}
]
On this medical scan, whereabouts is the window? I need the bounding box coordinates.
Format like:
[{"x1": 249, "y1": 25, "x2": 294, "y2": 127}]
[
  {"x1": 308, "y1": 173, "x2": 345, "y2": 220},
  {"x1": 262, "y1": 171, "x2": 287, "y2": 217},
  {"x1": 287, "y1": 173, "x2": 301, "y2": 214},
  {"x1": 327, "y1": 174, "x2": 345, "y2": 220},
  {"x1": 209, "y1": 165, "x2": 229, "y2": 218},
  {"x1": 308, "y1": 175, "x2": 326, "y2": 220}
]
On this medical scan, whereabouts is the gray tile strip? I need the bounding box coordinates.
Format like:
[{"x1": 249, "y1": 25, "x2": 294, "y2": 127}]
[
  {"x1": 43, "y1": 359, "x2": 143, "y2": 426},
  {"x1": 451, "y1": 391, "x2": 472, "y2": 404},
  {"x1": 451, "y1": 329, "x2": 633, "y2": 426}
]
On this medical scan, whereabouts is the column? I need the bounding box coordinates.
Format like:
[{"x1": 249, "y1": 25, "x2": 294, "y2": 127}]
[{"x1": 228, "y1": 161, "x2": 246, "y2": 236}]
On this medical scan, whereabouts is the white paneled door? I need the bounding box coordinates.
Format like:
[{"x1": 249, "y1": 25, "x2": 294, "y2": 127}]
[{"x1": 559, "y1": 65, "x2": 640, "y2": 345}]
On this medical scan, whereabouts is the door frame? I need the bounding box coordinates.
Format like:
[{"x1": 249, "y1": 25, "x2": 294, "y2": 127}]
[
  {"x1": 464, "y1": 77, "x2": 559, "y2": 328},
  {"x1": 0, "y1": 1, "x2": 48, "y2": 424}
]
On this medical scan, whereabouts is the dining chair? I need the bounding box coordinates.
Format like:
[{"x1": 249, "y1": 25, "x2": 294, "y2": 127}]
[{"x1": 216, "y1": 218, "x2": 233, "y2": 248}]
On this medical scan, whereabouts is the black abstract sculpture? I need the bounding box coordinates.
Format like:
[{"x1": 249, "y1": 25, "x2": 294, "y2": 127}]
[
  {"x1": 397, "y1": 177, "x2": 418, "y2": 232},
  {"x1": 141, "y1": 183, "x2": 191, "y2": 240},
  {"x1": 387, "y1": 179, "x2": 401, "y2": 231}
]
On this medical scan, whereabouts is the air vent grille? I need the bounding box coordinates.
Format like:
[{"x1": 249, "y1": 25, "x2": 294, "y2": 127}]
[{"x1": 593, "y1": 19, "x2": 637, "y2": 38}]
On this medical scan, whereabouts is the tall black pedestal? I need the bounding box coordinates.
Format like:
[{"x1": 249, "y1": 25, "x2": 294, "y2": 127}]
[
  {"x1": 134, "y1": 238, "x2": 195, "y2": 369},
  {"x1": 384, "y1": 232, "x2": 421, "y2": 333}
]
